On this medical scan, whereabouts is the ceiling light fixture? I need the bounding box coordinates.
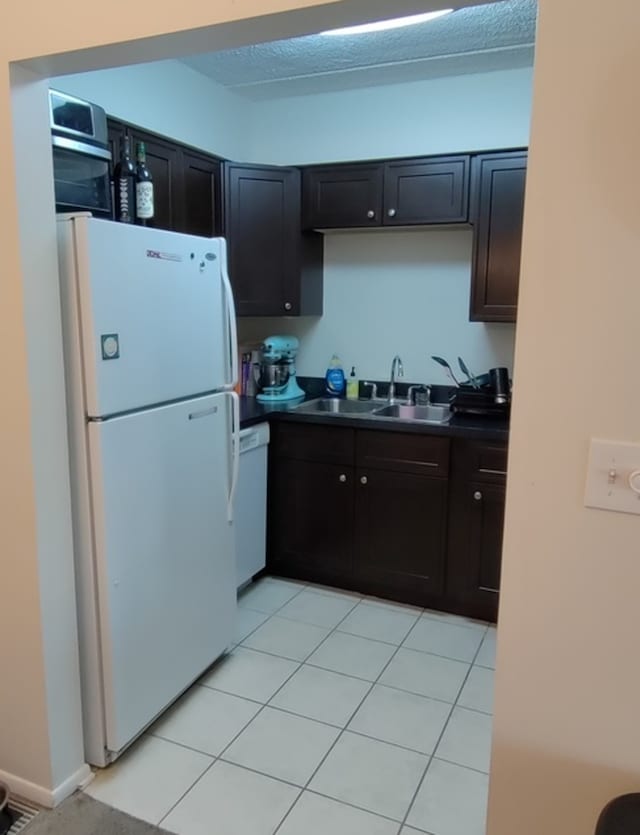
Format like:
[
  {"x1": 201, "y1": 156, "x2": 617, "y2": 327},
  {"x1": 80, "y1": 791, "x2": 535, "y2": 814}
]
[{"x1": 321, "y1": 9, "x2": 454, "y2": 36}]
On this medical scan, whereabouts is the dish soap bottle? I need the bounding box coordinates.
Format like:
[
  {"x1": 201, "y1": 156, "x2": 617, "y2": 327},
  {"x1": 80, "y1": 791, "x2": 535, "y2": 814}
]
[
  {"x1": 346, "y1": 366, "x2": 359, "y2": 400},
  {"x1": 325, "y1": 354, "x2": 345, "y2": 397}
]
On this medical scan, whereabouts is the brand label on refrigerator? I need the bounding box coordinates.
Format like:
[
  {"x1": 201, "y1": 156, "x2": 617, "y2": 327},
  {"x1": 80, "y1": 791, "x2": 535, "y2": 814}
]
[{"x1": 146, "y1": 250, "x2": 183, "y2": 263}]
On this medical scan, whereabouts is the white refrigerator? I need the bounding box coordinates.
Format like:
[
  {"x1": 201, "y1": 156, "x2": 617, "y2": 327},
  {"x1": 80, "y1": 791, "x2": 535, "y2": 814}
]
[{"x1": 57, "y1": 215, "x2": 239, "y2": 767}]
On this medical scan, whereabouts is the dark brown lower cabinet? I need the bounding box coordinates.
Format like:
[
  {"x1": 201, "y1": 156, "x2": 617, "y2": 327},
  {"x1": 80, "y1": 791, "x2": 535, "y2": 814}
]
[
  {"x1": 268, "y1": 423, "x2": 449, "y2": 609},
  {"x1": 268, "y1": 423, "x2": 355, "y2": 588},
  {"x1": 267, "y1": 423, "x2": 507, "y2": 621},
  {"x1": 354, "y1": 467, "x2": 447, "y2": 607},
  {"x1": 269, "y1": 456, "x2": 354, "y2": 588},
  {"x1": 447, "y1": 440, "x2": 508, "y2": 622}
]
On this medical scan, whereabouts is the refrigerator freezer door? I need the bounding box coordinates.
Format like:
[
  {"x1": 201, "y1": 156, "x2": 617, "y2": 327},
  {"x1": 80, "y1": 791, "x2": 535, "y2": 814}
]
[
  {"x1": 88, "y1": 393, "x2": 235, "y2": 756},
  {"x1": 70, "y1": 217, "x2": 231, "y2": 417}
]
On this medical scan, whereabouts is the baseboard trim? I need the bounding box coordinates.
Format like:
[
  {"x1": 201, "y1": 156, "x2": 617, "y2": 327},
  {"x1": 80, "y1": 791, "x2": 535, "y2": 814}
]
[
  {"x1": 0, "y1": 763, "x2": 92, "y2": 808},
  {"x1": 51, "y1": 764, "x2": 92, "y2": 806}
]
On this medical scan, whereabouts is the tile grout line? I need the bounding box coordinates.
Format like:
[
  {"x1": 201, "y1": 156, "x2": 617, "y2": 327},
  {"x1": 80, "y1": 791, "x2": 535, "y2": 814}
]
[
  {"x1": 156, "y1": 578, "x2": 492, "y2": 832},
  {"x1": 160, "y1": 582, "x2": 367, "y2": 830},
  {"x1": 234, "y1": 638, "x2": 493, "y2": 671},
  {"x1": 151, "y1": 699, "x2": 493, "y2": 769},
  {"x1": 240, "y1": 587, "x2": 375, "y2": 834},
  {"x1": 395, "y1": 623, "x2": 491, "y2": 834},
  {"x1": 234, "y1": 580, "x2": 494, "y2": 832},
  {"x1": 157, "y1": 579, "x2": 313, "y2": 827},
  {"x1": 271, "y1": 602, "x2": 431, "y2": 834},
  {"x1": 231, "y1": 631, "x2": 494, "y2": 695}
]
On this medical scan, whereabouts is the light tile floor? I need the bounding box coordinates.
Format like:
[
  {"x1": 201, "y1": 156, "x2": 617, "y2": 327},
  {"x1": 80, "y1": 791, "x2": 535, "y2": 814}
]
[{"x1": 86, "y1": 576, "x2": 496, "y2": 835}]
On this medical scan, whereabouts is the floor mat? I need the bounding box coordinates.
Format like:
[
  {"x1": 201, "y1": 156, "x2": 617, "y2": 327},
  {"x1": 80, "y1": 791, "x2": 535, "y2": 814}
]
[{"x1": 22, "y1": 793, "x2": 173, "y2": 835}]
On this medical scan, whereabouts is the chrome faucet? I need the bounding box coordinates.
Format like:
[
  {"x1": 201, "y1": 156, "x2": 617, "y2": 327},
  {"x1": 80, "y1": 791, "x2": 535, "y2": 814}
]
[{"x1": 388, "y1": 355, "x2": 404, "y2": 404}]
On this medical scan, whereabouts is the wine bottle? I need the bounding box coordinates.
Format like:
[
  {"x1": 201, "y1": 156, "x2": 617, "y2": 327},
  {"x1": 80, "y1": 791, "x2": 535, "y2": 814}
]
[
  {"x1": 113, "y1": 136, "x2": 136, "y2": 223},
  {"x1": 135, "y1": 142, "x2": 154, "y2": 225}
]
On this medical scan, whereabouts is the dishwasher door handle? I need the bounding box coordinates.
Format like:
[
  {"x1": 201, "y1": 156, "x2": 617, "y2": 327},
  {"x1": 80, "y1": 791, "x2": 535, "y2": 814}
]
[{"x1": 227, "y1": 391, "x2": 240, "y2": 523}]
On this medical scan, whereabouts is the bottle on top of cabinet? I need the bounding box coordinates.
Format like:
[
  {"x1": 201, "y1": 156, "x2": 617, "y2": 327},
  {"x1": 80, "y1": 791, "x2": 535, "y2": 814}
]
[
  {"x1": 113, "y1": 135, "x2": 136, "y2": 224},
  {"x1": 135, "y1": 142, "x2": 154, "y2": 225}
]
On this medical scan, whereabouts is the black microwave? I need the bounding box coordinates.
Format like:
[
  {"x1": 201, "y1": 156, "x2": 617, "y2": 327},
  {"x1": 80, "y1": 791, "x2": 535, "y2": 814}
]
[{"x1": 50, "y1": 89, "x2": 112, "y2": 217}]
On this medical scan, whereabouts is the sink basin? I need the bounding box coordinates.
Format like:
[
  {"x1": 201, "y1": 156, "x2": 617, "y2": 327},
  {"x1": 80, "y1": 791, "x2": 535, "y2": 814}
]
[
  {"x1": 373, "y1": 403, "x2": 451, "y2": 423},
  {"x1": 294, "y1": 397, "x2": 381, "y2": 415}
]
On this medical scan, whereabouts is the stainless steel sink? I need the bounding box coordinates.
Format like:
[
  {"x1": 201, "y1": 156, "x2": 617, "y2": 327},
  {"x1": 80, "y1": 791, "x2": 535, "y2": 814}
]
[
  {"x1": 294, "y1": 397, "x2": 381, "y2": 415},
  {"x1": 293, "y1": 397, "x2": 451, "y2": 424},
  {"x1": 373, "y1": 403, "x2": 451, "y2": 423}
]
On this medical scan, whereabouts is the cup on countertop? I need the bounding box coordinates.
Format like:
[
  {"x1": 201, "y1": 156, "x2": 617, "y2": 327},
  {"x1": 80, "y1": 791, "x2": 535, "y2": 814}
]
[{"x1": 489, "y1": 367, "x2": 510, "y2": 404}]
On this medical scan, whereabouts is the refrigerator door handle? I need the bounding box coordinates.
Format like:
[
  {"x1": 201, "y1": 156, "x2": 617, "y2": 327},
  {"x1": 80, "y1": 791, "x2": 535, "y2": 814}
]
[
  {"x1": 226, "y1": 390, "x2": 240, "y2": 523},
  {"x1": 219, "y1": 240, "x2": 238, "y2": 388}
]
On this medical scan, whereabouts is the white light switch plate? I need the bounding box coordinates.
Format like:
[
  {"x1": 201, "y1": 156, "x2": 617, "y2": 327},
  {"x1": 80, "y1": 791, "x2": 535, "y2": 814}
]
[{"x1": 584, "y1": 439, "x2": 640, "y2": 515}]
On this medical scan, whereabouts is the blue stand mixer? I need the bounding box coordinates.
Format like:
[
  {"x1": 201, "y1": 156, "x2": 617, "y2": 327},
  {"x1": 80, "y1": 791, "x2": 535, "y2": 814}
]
[{"x1": 256, "y1": 335, "x2": 305, "y2": 402}]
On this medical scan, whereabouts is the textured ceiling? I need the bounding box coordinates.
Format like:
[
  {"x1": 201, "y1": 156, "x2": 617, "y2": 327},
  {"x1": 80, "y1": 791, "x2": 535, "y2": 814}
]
[{"x1": 181, "y1": 0, "x2": 537, "y2": 100}]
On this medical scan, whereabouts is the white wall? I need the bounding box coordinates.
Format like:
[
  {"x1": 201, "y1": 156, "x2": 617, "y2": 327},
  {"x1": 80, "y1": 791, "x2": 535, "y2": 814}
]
[
  {"x1": 0, "y1": 66, "x2": 89, "y2": 806},
  {"x1": 248, "y1": 66, "x2": 533, "y2": 164},
  {"x1": 239, "y1": 229, "x2": 515, "y2": 384},
  {"x1": 52, "y1": 60, "x2": 250, "y2": 159},
  {"x1": 239, "y1": 67, "x2": 531, "y2": 382},
  {"x1": 488, "y1": 0, "x2": 640, "y2": 832}
]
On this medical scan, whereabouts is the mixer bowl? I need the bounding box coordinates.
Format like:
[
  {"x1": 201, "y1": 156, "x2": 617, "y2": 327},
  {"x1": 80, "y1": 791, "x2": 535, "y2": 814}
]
[{"x1": 256, "y1": 362, "x2": 290, "y2": 391}]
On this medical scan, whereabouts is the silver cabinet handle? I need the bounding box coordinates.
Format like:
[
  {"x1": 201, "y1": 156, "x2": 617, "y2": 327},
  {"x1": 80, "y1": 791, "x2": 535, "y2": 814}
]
[
  {"x1": 360, "y1": 475, "x2": 368, "y2": 485},
  {"x1": 367, "y1": 209, "x2": 375, "y2": 219},
  {"x1": 474, "y1": 491, "x2": 483, "y2": 501},
  {"x1": 284, "y1": 301, "x2": 292, "y2": 311},
  {"x1": 387, "y1": 208, "x2": 397, "y2": 218},
  {"x1": 339, "y1": 474, "x2": 347, "y2": 483}
]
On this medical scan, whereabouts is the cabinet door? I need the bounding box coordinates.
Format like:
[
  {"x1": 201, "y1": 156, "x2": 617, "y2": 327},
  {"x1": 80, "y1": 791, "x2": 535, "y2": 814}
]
[
  {"x1": 224, "y1": 163, "x2": 304, "y2": 316},
  {"x1": 355, "y1": 468, "x2": 447, "y2": 607},
  {"x1": 268, "y1": 457, "x2": 354, "y2": 586},
  {"x1": 107, "y1": 119, "x2": 126, "y2": 174},
  {"x1": 302, "y1": 164, "x2": 384, "y2": 229},
  {"x1": 470, "y1": 152, "x2": 527, "y2": 322},
  {"x1": 447, "y1": 481, "x2": 505, "y2": 622},
  {"x1": 383, "y1": 156, "x2": 470, "y2": 225},
  {"x1": 128, "y1": 128, "x2": 182, "y2": 231},
  {"x1": 180, "y1": 150, "x2": 221, "y2": 237}
]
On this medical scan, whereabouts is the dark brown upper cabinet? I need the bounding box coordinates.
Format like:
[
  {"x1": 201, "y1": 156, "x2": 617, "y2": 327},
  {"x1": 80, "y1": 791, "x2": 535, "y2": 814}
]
[
  {"x1": 302, "y1": 164, "x2": 384, "y2": 229},
  {"x1": 470, "y1": 151, "x2": 528, "y2": 323},
  {"x1": 106, "y1": 118, "x2": 222, "y2": 237},
  {"x1": 382, "y1": 156, "x2": 469, "y2": 225},
  {"x1": 302, "y1": 155, "x2": 469, "y2": 230},
  {"x1": 223, "y1": 162, "x2": 323, "y2": 317},
  {"x1": 181, "y1": 150, "x2": 221, "y2": 238}
]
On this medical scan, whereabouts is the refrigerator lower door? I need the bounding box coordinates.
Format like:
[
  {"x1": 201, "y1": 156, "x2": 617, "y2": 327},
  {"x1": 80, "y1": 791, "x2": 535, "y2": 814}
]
[{"x1": 87, "y1": 393, "x2": 235, "y2": 757}]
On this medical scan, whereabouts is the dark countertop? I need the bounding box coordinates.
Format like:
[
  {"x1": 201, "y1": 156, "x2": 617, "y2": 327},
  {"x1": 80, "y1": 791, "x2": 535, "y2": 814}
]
[{"x1": 239, "y1": 395, "x2": 509, "y2": 442}]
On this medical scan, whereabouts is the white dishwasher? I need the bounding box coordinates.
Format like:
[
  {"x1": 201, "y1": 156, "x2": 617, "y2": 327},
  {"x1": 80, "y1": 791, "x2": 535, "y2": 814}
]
[{"x1": 236, "y1": 422, "x2": 270, "y2": 588}]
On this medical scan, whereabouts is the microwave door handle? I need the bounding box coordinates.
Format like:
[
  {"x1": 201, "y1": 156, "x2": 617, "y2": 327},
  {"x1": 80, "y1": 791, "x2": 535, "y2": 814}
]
[
  {"x1": 219, "y1": 239, "x2": 238, "y2": 388},
  {"x1": 51, "y1": 135, "x2": 112, "y2": 161}
]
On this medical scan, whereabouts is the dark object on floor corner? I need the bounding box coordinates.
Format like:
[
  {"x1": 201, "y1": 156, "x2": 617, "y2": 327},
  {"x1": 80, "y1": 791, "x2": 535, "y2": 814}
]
[
  {"x1": 0, "y1": 780, "x2": 14, "y2": 835},
  {"x1": 0, "y1": 807, "x2": 15, "y2": 835},
  {"x1": 595, "y1": 793, "x2": 640, "y2": 834}
]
